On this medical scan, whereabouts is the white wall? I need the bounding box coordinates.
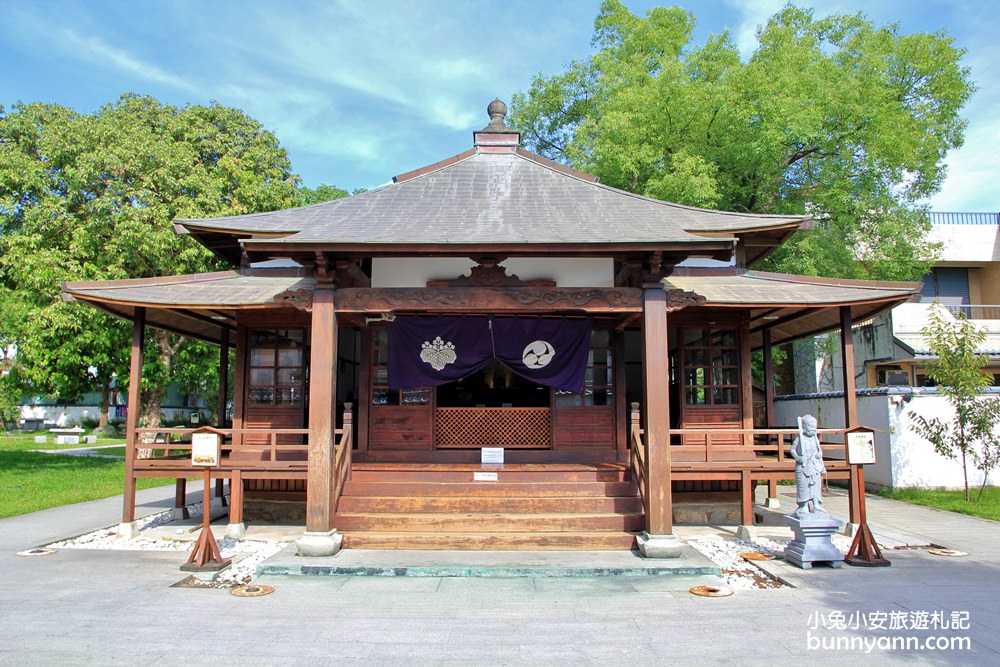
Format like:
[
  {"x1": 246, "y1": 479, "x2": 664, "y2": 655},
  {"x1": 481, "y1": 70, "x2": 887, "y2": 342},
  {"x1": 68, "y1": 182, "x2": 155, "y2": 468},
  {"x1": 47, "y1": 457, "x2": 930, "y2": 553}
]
[
  {"x1": 774, "y1": 390, "x2": 999, "y2": 490},
  {"x1": 371, "y1": 258, "x2": 614, "y2": 288}
]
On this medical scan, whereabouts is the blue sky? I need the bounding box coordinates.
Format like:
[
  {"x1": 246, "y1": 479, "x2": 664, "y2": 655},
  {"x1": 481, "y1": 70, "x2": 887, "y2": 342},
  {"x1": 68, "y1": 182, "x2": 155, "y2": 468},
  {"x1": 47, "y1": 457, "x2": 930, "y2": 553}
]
[{"x1": 1, "y1": 0, "x2": 997, "y2": 211}]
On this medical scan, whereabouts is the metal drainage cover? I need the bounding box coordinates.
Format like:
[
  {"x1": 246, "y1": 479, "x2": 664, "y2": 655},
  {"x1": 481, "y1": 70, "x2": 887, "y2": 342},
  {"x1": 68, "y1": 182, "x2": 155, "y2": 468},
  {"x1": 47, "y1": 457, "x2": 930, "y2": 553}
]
[
  {"x1": 928, "y1": 548, "x2": 968, "y2": 557},
  {"x1": 231, "y1": 584, "x2": 274, "y2": 597},
  {"x1": 740, "y1": 552, "x2": 775, "y2": 561},
  {"x1": 689, "y1": 585, "x2": 733, "y2": 598},
  {"x1": 17, "y1": 548, "x2": 56, "y2": 557}
]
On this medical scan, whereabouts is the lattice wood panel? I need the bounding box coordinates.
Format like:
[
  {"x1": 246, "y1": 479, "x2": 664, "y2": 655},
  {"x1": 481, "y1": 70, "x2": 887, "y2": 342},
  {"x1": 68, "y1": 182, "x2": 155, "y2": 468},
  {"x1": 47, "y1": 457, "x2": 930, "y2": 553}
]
[{"x1": 435, "y1": 408, "x2": 551, "y2": 449}]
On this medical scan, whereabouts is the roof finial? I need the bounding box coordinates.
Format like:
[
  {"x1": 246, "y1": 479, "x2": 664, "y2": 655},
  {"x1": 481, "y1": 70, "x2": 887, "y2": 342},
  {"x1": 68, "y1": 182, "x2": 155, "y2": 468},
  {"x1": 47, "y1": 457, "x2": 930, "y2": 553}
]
[{"x1": 482, "y1": 97, "x2": 509, "y2": 132}]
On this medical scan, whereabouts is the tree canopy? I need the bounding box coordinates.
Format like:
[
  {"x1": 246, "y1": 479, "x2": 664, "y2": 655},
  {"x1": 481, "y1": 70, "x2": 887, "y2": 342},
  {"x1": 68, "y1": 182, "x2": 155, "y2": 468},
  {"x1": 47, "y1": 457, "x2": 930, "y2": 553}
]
[
  {"x1": 509, "y1": 1, "x2": 975, "y2": 281},
  {"x1": 0, "y1": 95, "x2": 303, "y2": 423}
]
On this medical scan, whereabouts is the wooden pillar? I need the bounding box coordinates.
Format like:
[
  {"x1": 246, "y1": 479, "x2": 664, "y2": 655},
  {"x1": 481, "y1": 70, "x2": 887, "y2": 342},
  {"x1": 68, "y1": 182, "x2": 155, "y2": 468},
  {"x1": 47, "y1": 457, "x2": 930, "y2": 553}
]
[
  {"x1": 841, "y1": 306, "x2": 862, "y2": 525},
  {"x1": 216, "y1": 328, "x2": 230, "y2": 428},
  {"x1": 122, "y1": 308, "x2": 145, "y2": 526},
  {"x1": 614, "y1": 329, "x2": 628, "y2": 463},
  {"x1": 231, "y1": 324, "x2": 248, "y2": 448},
  {"x1": 305, "y1": 284, "x2": 339, "y2": 533},
  {"x1": 214, "y1": 328, "x2": 231, "y2": 504},
  {"x1": 763, "y1": 329, "x2": 778, "y2": 502},
  {"x1": 357, "y1": 327, "x2": 372, "y2": 457},
  {"x1": 641, "y1": 289, "x2": 672, "y2": 535}
]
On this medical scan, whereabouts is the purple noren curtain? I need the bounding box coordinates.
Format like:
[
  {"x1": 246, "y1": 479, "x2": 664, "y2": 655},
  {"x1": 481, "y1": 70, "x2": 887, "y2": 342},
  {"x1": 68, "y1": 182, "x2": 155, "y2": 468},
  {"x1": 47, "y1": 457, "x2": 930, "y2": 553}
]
[{"x1": 388, "y1": 316, "x2": 593, "y2": 393}]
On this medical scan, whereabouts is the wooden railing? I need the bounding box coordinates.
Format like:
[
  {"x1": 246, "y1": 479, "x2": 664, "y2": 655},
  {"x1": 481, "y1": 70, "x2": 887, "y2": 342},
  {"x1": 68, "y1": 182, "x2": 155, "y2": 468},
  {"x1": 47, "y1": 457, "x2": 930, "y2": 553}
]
[
  {"x1": 131, "y1": 427, "x2": 310, "y2": 466},
  {"x1": 667, "y1": 427, "x2": 848, "y2": 466},
  {"x1": 332, "y1": 406, "x2": 354, "y2": 514},
  {"x1": 629, "y1": 403, "x2": 647, "y2": 516}
]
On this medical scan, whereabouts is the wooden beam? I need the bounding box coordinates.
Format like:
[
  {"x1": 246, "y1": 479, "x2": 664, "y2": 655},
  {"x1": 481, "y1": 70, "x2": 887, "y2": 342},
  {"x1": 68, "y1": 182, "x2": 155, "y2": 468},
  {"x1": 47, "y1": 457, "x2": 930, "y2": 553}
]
[
  {"x1": 306, "y1": 284, "x2": 339, "y2": 532},
  {"x1": 123, "y1": 307, "x2": 145, "y2": 524},
  {"x1": 335, "y1": 286, "x2": 643, "y2": 314},
  {"x1": 642, "y1": 288, "x2": 672, "y2": 534}
]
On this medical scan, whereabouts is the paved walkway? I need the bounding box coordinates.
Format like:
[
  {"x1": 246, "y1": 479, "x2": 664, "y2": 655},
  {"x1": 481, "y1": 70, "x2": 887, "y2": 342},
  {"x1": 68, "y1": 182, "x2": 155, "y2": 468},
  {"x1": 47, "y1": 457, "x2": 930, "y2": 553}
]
[{"x1": 1, "y1": 484, "x2": 997, "y2": 665}]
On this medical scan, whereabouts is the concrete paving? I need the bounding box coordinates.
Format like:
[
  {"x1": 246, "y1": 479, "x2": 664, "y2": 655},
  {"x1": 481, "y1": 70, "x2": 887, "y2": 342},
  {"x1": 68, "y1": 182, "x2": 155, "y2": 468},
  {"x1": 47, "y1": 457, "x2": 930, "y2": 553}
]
[{"x1": 1, "y1": 482, "x2": 998, "y2": 665}]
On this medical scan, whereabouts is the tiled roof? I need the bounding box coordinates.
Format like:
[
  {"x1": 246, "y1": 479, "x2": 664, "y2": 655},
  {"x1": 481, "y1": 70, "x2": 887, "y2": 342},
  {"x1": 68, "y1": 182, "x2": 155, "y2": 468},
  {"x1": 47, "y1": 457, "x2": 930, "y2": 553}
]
[
  {"x1": 177, "y1": 150, "x2": 808, "y2": 248},
  {"x1": 62, "y1": 271, "x2": 314, "y2": 307},
  {"x1": 662, "y1": 270, "x2": 920, "y2": 306}
]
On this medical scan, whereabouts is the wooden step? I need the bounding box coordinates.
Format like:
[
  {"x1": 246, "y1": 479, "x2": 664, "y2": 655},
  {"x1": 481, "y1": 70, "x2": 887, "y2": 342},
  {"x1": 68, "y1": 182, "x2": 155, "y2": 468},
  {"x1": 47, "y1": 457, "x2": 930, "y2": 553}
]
[
  {"x1": 335, "y1": 463, "x2": 642, "y2": 551},
  {"x1": 348, "y1": 468, "x2": 627, "y2": 483},
  {"x1": 337, "y1": 495, "x2": 645, "y2": 514},
  {"x1": 340, "y1": 531, "x2": 639, "y2": 551},
  {"x1": 341, "y1": 480, "x2": 638, "y2": 498},
  {"x1": 335, "y1": 511, "x2": 645, "y2": 532}
]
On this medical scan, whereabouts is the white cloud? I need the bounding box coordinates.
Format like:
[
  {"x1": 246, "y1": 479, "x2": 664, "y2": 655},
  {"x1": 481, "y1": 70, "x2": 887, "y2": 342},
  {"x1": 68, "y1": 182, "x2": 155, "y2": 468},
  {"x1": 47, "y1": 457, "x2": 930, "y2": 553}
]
[{"x1": 58, "y1": 29, "x2": 198, "y2": 94}]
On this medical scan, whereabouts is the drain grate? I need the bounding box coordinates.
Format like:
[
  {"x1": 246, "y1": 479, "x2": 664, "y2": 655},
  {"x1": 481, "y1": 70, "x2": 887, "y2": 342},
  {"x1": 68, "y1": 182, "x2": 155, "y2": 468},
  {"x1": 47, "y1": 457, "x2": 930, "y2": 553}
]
[
  {"x1": 928, "y1": 548, "x2": 968, "y2": 557},
  {"x1": 231, "y1": 584, "x2": 274, "y2": 597},
  {"x1": 689, "y1": 585, "x2": 733, "y2": 597},
  {"x1": 17, "y1": 548, "x2": 56, "y2": 557}
]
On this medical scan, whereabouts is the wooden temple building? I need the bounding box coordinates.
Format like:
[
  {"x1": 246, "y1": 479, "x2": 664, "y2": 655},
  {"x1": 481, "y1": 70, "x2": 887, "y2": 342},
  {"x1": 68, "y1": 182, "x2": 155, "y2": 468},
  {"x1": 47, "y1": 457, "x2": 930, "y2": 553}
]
[{"x1": 63, "y1": 99, "x2": 920, "y2": 557}]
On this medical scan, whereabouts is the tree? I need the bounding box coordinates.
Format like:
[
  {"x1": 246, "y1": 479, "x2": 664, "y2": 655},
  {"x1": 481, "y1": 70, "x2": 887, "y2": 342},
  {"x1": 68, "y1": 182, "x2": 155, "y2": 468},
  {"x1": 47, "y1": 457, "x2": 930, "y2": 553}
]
[
  {"x1": 910, "y1": 306, "x2": 1000, "y2": 501},
  {"x1": 299, "y1": 183, "x2": 350, "y2": 205},
  {"x1": 0, "y1": 95, "x2": 301, "y2": 429},
  {"x1": 509, "y1": 1, "x2": 974, "y2": 281}
]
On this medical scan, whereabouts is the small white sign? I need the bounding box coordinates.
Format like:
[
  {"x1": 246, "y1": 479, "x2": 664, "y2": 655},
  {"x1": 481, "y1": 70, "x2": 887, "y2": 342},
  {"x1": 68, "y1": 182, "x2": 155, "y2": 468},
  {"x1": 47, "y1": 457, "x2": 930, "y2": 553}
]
[
  {"x1": 474, "y1": 471, "x2": 499, "y2": 482},
  {"x1": 191, "y1": 432, "x2": 221, "y2": 467},
  {"x1": 846, "y1": 431, "x2": 876, "y2": 465},
  {"x1": 34, "y1": 436, "x2": 47, "y2": 444},
  {"x1": 481, "y1": 447, "x2": 504, "y2": 465}
]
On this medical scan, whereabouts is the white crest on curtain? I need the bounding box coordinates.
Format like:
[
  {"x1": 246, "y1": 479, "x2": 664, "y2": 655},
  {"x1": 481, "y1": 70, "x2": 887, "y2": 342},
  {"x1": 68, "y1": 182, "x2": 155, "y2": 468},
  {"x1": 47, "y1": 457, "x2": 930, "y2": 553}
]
[{"x1": 420, "y1": 336, "x2": 457, "y2": 371}]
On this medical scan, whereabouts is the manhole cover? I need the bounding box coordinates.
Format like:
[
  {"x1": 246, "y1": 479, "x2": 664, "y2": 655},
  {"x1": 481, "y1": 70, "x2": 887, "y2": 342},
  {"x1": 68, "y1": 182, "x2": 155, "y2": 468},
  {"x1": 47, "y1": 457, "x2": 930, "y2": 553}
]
[
  {"x1": 928, "y1": 548, "x2": 968, "y2": 557},
  {"x1": 231, "y1": 584, "x2": 274, "y2": 597},
  {"x1": 689, "y1": 585, "x2": 733, "y2": 598},
  {"x1": 17, "y1": 548, "x2": 56, "y2": 557},
  {"x1": 740, "y1": 552, "x2": 775, "y2": 561}
]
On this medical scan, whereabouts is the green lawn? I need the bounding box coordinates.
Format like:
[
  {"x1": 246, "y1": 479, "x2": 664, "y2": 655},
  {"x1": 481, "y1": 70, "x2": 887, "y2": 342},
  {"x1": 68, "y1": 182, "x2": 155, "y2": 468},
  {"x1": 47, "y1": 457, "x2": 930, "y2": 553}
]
[
  {"x1": 879, "y1": 486, "x2": 1000, "y2": 522},
  {"x1": 0, "y1": 430, "x2": 125, "y2": 451},
  {"x1": 0, "y1": 430, "x2": 174, "y2": 519}
]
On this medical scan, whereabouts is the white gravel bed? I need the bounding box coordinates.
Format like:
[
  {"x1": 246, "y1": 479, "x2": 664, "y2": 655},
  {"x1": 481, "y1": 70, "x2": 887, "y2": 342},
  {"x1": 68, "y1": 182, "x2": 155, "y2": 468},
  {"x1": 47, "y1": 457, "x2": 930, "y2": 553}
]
[
  {"x1": 689, "y1": 533, "x2": 854, "y2": 590},
  {"x1": 46, "y1": 502, "x2": 290, "y2": 586}
]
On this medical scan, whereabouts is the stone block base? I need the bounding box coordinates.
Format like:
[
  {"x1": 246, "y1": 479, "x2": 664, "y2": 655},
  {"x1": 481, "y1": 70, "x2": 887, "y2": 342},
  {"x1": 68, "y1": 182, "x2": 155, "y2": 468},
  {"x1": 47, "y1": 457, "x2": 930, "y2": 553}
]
[
  {"x1": 784, "y1": 514, "x2": 844, "y2": 569},
  {"x1": 636, "y1": 532, "x2": 685, "y2": 559},
  {"x1": 117, "y1": 521, "x2": 139, "y2": 540},
  {"x1": 296, "y1": 529, "x2": 343, "y2": 557},
  {"x1": 225, "y1": 523, "x2": 247, "y2": 540}
]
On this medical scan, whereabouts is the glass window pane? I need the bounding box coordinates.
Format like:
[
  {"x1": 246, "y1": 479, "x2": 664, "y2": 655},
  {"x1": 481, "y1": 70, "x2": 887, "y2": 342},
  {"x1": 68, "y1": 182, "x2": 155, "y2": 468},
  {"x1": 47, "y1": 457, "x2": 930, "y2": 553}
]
[
  {"x1": 683, "y1": 329, "x2": 707, "y2": 346},
  {"x1": 250, "y1": 348, "x2": 275, "y2": 366},
  {"x1": 277, "y1": 368, "x2": 300, "y2": 385},
  {"x1": 714, "y1": 387, "x2": 738, "y2": 404},
  {"x1": 685, "y1": 349, "x2": 706, "y2": 365},
  {"x1": 250, "y1": 368, "x2": 274, "y2": 387},
  {"x1": 278, "y1": 348, "x2": 303, "y2": 367},
  {"x1": 592, "y1": 330, "x2": 610, "y2": 346},
  {"x1": 712, "y1": 349, "x2": 737, "y2": 366},
  {"x1": 712, "y1": 330, "x2": 736, "y2": 347},
  {"x1": 686, "y1": 387, "x2": 706, "y2": 405}
]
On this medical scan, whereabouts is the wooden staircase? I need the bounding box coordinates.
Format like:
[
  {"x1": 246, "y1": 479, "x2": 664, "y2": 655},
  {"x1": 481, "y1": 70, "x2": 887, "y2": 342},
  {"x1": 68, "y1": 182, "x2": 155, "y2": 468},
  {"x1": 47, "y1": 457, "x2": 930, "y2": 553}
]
[{"x1": 335, "y1": 463, "x2": 643, "y2": 550}]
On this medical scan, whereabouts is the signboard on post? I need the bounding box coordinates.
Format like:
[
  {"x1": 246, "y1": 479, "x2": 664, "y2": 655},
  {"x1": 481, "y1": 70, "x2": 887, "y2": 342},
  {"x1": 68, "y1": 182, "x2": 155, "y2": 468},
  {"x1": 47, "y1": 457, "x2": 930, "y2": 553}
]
[
  {"x1": 191, "y1": 432, "x2": 221, "y2": 467},
  {"x1": 846, "y1": 428, "x2": 876, "y2": 466}
]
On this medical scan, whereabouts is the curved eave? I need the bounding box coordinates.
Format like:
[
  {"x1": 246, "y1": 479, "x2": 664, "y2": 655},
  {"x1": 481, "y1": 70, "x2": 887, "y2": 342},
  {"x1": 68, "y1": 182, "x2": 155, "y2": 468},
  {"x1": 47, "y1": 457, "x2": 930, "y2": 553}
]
[
  {"x1": 662, "y1": 270, "x2": 922, "y2": 348},
  {"x1": 61, "y1": 270, "x2": 314, "y2": 343}
]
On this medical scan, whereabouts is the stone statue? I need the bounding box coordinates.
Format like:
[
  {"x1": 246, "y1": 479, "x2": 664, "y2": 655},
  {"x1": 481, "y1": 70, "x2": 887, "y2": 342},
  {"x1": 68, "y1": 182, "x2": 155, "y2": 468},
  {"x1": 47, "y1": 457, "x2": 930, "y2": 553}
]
[{"x1": 790, "y1": 414, "x2": 828, "y2": 518}]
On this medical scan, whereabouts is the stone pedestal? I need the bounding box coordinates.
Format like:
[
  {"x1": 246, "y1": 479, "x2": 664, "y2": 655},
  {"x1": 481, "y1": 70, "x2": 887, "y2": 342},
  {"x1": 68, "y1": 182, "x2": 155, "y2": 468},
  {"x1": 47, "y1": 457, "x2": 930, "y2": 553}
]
[
  {"x1": 295, "y1": 529, "x2": 343, "y2": 557},
  {"x1": 764, "y1": 496, "x2": 781, "y2": 510},
  {"x1": 636, "y1": 532, "x2": 685, "y2": 559},
  {"x1": 117, "y1": 521, "x2": 139, "y2": 540},
  {"x1": 783, "y1": 514, "x2": 844, "y2": 569},
  {"x1": 225, "y1": 523, "x2": 247, "y2": 540}
]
